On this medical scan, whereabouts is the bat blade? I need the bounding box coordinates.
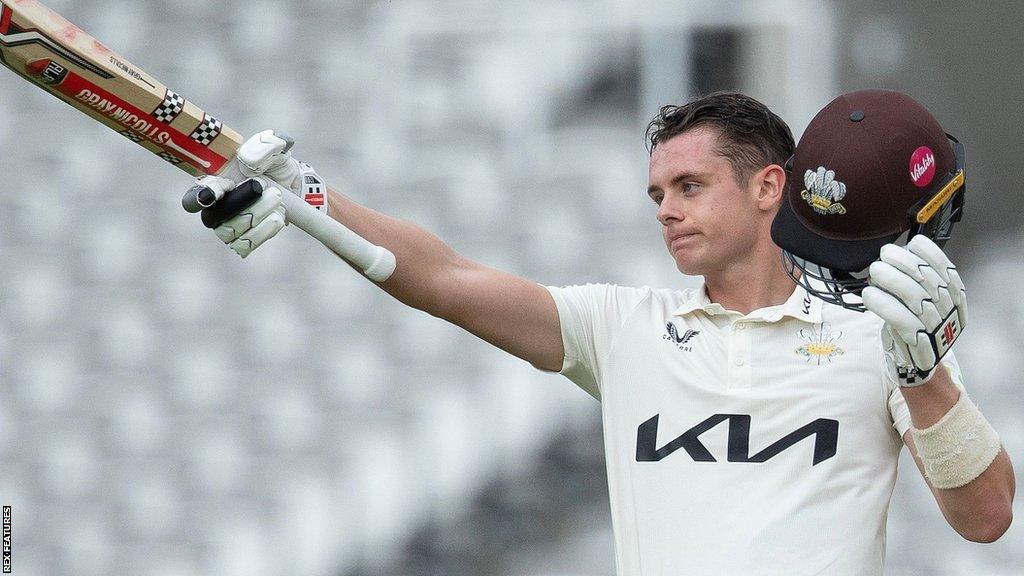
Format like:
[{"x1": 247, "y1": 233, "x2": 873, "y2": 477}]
[
  {"x1": 0, "y1": 0, "x2": 398, "y2": 282},
  {"x1": 0, "y1": 0, "x2": 241, "y2": 176}
]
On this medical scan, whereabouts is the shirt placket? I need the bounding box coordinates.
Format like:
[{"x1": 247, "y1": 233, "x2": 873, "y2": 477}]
[{"x1": 727, "y1": 320, "x2": 753, "y2": 391}]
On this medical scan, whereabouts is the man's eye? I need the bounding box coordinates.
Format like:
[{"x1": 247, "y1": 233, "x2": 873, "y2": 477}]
[
  {"x1": 651, "y1": 194, "x2": 663, "y2": 205},
  {"x1": 682, "y1": 183, "x2": 700, "y2": 193}
]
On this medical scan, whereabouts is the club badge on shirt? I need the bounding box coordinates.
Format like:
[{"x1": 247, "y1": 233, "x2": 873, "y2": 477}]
[{"x1": 795, "y1": 322, "x2": 845, "y2": 364}]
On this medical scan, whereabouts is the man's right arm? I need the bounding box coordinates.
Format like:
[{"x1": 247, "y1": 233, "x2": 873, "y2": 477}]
[
  {"x1": 326, "y1": 187, "x2": 566, "y2": 372},
  {"x1": 187, "y1": 131, "x2": 565, "y2": 372}
]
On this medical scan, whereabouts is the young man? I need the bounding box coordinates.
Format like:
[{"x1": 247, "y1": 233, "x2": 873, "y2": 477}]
[{"x1": 185, "y1": 91, "x2": 1013, "y2": 575}]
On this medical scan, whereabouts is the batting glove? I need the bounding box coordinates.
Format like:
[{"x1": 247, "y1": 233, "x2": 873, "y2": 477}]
[
  {"x1": 182, "y1": 130, "x2": 329, "y2": 257},
  {"x1": 862, "y1": 235, "x2": 968, "y2": 387}
]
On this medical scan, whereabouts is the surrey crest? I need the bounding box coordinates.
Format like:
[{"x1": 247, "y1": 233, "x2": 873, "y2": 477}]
[
  {"x1": 795, "y1": 322, "x2": 845, "y2": 365},
  {"x1": 801, "y1": 167, "x2": 847, "y2": 215}
]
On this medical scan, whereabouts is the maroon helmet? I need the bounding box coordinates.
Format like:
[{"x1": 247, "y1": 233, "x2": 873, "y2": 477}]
[{"x1": 771, "y1": 90, "x2": 966, "y2": 311}]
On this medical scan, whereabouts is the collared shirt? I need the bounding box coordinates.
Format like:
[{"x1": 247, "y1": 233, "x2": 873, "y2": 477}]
[{"x1": 543, "y1": 282, "x2": 961, "y2": 576}]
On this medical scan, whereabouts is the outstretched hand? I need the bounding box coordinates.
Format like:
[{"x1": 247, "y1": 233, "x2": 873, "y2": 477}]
[{"x1": 182, "y1": 130, "x2": 328, "y2": 257}]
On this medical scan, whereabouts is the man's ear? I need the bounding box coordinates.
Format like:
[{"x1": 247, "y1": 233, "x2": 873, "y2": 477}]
[{"x1": 754, "y1": 164, "x2": 787, "y2": 211}]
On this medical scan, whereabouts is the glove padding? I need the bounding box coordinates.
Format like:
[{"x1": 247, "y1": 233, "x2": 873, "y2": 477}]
[
  {"x1": 236, "y1": 130, "x2": 328, "y2": 213},
  {"x1": 182, "y1": 130, "x2": 328, "y2": 258},
  {"x1": 862, "y1": 235, "x2": 968, "y2": 386}
]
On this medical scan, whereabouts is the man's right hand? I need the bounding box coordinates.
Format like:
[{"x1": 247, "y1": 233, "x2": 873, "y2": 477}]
[{"x1": 182, "y1": 130, "x2": 329, "y2": 258}]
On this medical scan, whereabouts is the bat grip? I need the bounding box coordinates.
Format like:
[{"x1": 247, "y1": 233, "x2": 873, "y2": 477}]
[{"x1": 280, "y1": 193, "x2": 396, "y2": 282}]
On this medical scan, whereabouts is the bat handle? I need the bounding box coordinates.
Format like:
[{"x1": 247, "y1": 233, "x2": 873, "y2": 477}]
[{"x1": 280, "y1": 193, "x2": 396, "y2": 282}]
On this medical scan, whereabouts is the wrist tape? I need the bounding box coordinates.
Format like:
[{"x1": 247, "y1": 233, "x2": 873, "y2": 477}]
[{"x1": 910, "y1": 392, "x2": 1002, "y2": 489}]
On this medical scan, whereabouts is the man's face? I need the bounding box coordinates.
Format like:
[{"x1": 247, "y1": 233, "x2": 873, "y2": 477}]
[{"x1": 648, "y1": 127, "x2": 763, "y2": 276}]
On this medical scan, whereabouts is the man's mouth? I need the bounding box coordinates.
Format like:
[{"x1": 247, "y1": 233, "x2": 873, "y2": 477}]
[{"x1": 669, "y1": 232, "x2": 698, "y2": 247}]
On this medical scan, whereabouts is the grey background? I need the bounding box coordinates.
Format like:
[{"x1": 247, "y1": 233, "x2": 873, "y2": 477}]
[{"x1": 0, "y1": 1, "x2": 1020, "y2": 575}]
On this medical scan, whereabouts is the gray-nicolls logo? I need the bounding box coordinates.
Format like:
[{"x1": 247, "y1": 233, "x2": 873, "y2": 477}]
[{"x1": 664, "y1": 322, "x2": 699, "y2": 351}]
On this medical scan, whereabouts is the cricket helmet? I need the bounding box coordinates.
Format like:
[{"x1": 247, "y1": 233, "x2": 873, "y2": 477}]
[{"x1": 770, "y1": 90, "x2": 966, "y2": 312}]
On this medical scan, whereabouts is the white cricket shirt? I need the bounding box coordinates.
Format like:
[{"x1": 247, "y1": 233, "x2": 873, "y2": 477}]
[{"x1": 544, "y1": 282, "x2": 961, "y2": 576}]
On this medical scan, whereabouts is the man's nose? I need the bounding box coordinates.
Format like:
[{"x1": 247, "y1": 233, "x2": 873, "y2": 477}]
[{"x1": 657, "y1": 195, "x2": 684, "y2": 226}]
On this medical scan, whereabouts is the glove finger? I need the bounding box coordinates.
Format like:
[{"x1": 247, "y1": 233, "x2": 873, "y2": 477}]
[
  {"x1": 905, "y1": 234, "x2": 963, "y2": 321},
  {"x1": 878, "y1": 244, "x2": 954, "y2": 324},
  {"x1": 869, "y1": 260, "x2": 945, "y2": 329},
  {"x1": 862, "y1": 284, "x2": 927, "y2": 344},
  {"x1": 881, "y1": 316, "x2": 937, "y2": 377},
  {"x1": 906, "y1": 235, "x2": 953, "y2": 283},
  {"x1": 867, "y1": 261, "x2": 932, "y2": 315},
  {"x1": 930, "y1": 282, "x2": 956, "y2": 322},
  {"x1": 215, "y1": 221, "x2": 243, "y2": 244},
  {"x1": 919, "y1": 266, "x2": 949, "y2": 315},
  {"x1": 932, "y1": 256, "x2": 964, "y2": 309},
  {"x1": 910, "y1": 265, "x2": 951, "y2": 321},
  {"x1": 889, "y1": 253, "x2": 953, "y2": 321},
  {"x1": 229, "y1": 207, "x2": 286, "y2": 258},
  {"x1": 907, "y1": 330, "x2": 937, "y2": 371},
  {"x1": 884, "y1": 323, "x2": 916, "y2": 366},
  {"x1": 878, "y1": 243, "x2": 928, "y2": 284},
  {"x1": 947, "y1": 267, "x2": 968, "y2": 328},
  {"x1": 183, "y1": 175, "x2": 236, "y2": 213},
  {"x1": 214, "y1": 187, "x2": 284, "y2": 243}
]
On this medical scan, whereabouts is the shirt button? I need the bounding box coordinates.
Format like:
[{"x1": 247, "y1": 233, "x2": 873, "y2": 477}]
[
  {"x1": 735, "y1": 323, "x2": 746, "y2": 330},
  {"x1": 735, "y1": 357, "x2": 745, "y2": 366}
]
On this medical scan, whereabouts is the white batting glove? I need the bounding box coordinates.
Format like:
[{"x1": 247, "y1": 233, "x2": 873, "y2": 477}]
[
  {"x1": 862, "y1": 235, "x2": 968, "y2": 387},
  {"x1": 235, "y1": 130, "x2": 329, "y2": 214},
  {"x1": 182, "y1": 130, "x2": 329, "y2": 258},
  {"x1": 188, "y1": 176, "x2": 286, "y2": 257}
]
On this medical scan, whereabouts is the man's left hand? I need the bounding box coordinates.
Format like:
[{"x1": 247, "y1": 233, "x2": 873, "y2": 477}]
[{"x1": 862, "y1": 235, "x2": 968, "y2": 387}]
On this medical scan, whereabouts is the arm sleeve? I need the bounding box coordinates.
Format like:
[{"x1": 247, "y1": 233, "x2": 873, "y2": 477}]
[
  {"x1": 539, "y1": 283, "x2": 650, "y2": 401},
  {"x1": 887, "y1": 351, "x2": 965, "y2": 437}
]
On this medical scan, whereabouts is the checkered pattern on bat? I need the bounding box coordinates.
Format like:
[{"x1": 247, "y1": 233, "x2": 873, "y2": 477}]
[
  {"x1": 151, "y1": 89, "x2": 185, "y2": 123},
  {"x1": 159, "y1": 152, "x2": 182, "y2": 165},
  {"x1": 190, "y1": 114, "x2": 223, "y2": 146},
  {"x1": 119, "y1": 130, "x2": 143, "y2": 143}
]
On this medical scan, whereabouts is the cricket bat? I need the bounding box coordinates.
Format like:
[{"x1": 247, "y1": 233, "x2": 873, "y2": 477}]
[{"x1": 0, "y1": 0, "x2": 396, "y2": 281}]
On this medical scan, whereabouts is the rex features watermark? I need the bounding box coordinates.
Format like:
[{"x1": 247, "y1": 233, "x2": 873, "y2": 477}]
[{"x1": 2, "y1": 505, "x2": 10, "y2": 574}]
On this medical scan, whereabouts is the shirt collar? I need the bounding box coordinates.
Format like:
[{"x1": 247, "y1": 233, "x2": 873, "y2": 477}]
[{"x1": 672, "y1": 282, "x2": 822, "y2": 324}]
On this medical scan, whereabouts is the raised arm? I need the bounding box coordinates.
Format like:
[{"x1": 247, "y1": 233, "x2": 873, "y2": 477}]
[
  {"x1": 184, "y1": 131, "x2": 565, "y2": 372},
  {"x1": 862, "y1": 236, "x2": 1014, "y2": 542},
  {"x1": 325, "y1": 186, "x2": 565, "y2": 371},
  {"x1": 900, "y1": 369, "x2": 1015, "y2": 543}
]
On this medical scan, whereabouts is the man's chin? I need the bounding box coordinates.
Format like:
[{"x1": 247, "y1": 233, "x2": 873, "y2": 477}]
[
  {"x1": 672, "y1": 256, "x2": 703, "y2": 276},
  {"x1": 666, "y1": 242, "x2": 707, "y2": 276}
]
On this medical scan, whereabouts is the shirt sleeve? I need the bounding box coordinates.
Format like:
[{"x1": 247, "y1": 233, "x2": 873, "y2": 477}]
[
  {"x1": 887, "y1": 351, "x2": 965, "y2": 437},
  {"x1": 539, "y1": 283, "x2": 650, "y2": 400}
]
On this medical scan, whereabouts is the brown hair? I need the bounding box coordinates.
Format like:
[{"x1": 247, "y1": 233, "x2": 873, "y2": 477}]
[{"x1": 645, "y1": 91, "x2": 795, "y2": 184}]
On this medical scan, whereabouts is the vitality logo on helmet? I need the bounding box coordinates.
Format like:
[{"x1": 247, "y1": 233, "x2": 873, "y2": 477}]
[{"x1": 909, "y1": 146, "x2": 937, "y2": 187}]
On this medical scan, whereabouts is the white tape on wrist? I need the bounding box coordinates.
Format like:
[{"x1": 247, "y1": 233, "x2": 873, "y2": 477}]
[{"x1": 910, "y1": 392, "x2": 1001, "y2": 489}]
